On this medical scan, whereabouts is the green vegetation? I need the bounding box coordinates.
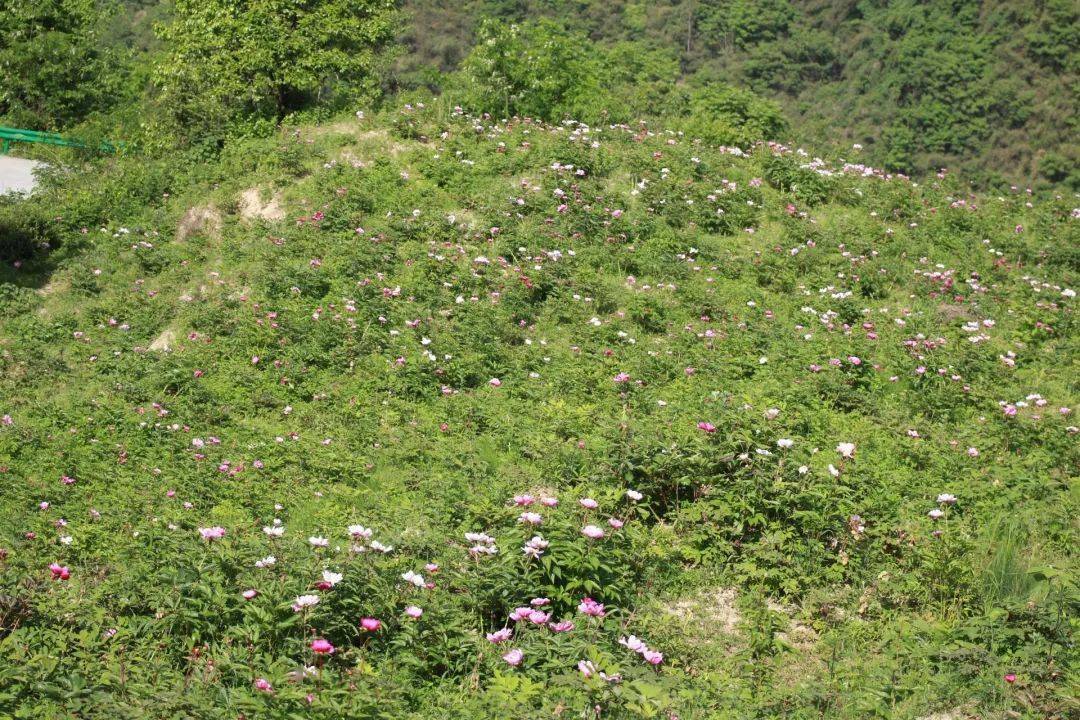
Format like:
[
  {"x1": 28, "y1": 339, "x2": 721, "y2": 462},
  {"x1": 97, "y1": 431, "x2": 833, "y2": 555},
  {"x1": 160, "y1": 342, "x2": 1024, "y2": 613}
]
[
  {"x1": 4, "y1": 1, "x2": 1077, "y2": 189},
  {"x1": 0, "y1": 1, "x2": 1077, "y2": 718},
  {"x1": 2, "y1": 99, "x2": 1077, "y2": 719},
  {"x1": 398, "y1": 0, "x2": 1080, "y2": 190},
  {"x1": 155, "y1": 0, "x2": 398, "y2": 142}
]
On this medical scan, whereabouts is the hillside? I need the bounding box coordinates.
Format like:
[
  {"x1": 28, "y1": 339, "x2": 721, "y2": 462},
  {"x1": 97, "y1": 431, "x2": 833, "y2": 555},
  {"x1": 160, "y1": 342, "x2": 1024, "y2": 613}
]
[
  {"x1": 0, "y1": 105, "x2": 1076, "y2": 718},
  {"x1": 397, "y1": 0, "x2": 1080, "y2": 190}
]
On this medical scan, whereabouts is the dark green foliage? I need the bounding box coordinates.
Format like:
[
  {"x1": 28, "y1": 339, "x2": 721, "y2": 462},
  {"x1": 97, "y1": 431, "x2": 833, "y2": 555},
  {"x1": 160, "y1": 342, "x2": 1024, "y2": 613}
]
[
  {"x1": 398, "y1": 0, "x2": 1080, "y2": 189},
  {"x1": 154, "y1": 0, "x2": 399, "y2": 141},
  {"x1": 0, "y1": 0, "x2": 129, "y2": 130}
]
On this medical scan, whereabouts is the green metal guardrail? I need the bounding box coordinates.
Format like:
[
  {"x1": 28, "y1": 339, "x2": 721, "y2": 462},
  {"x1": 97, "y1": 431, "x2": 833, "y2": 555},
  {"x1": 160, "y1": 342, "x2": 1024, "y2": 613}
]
[{"x1": 0, "y1": 126, "x2": 120, "y2": 154}]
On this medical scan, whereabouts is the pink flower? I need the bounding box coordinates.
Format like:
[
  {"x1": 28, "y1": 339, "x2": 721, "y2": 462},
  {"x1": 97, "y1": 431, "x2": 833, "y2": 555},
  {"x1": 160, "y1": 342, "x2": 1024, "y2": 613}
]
[
  {"x1": 518, "y1": 511, "x2": 543, "y2": 525},
  {"x1": 489, "y1": 378, "x2": 502, "y2": 387},
  {"x1": 548, "y1": 621, "x2": 575, "y2": 633},
  {"x1": 540, "y1": 496, "x2": 558, "y2": 507},
  {"x1": 697, "y1": 421, "x2": 716, "y2": 433},
  {"x1": 578, "y1": 597, "x2": 606, "y2": 617},
  {"x1": 642, "y1": 649, "x2": 663, "y2": 665},
  {"x1": 527, "y1": 610, "x2": 550, "y2": 625},
  {"x1": 578, "y1": 660, "x2": 597, "y2": 678},
  {"x1": 581, "y1": 525, "x2": 605, "y2": 539},
  {"x1": 608, "y1": 518, "x2": 624, "y2": 529},
  {"x1": 198, "y1": 526, "x2": 226, "y2": 541},
  {"x1": 242, "y1": 589, "x2": 258, "y2": 600},
  {"x1": 613, "y1": 372, "x2": 631, "y2": 383},
  {"x1": 502, "y1": 648, "x2": 523, "y2": 666},
  {"x1": 48, "y1": 563, "x2": 70, "y2": 580},
  {"x1": 509, "y1": 606, "x2": 533, "y2": 622},
  {"x1": 1003, "y1": 404, "x2": 1017, "y2": 416},
  {"x1": 486, "y1": 628, "x2": 513, "y2": 643},
  {"x1": 360, "y1": 617, "x2": 381, "y2": 632},
  {"x1": 253, "y1": 678, "x2": 273, "y2": 693},
  {"x1": 1004, "y1": 673, "x2": 1016, "y2": 684},
  {"x1": 310, "y1": 638, "x2": 334, "y2": 655},
  {"x1": 404, "y1": 605, "x2": 423, "y2": 619},
  {"x1": 579, "y1": 498, "x2": 598, "y2": 509},
  {"x1": 513, "y1": 494, "x2": 536, "y2": 506},
  {"x1": 620, "y1": 635, "x2": 646, "y2": 652}
]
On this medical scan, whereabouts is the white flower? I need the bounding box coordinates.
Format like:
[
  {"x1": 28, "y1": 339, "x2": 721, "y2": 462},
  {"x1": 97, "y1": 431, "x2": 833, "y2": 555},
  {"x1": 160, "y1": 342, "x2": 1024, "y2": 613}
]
[
  {"x1": 322, "y1": 570, "x2": 343, "y2": 587},
  {"x1": 255, "y1": 555, "x2": 276, "y2": 568},
  {"x1": 625, "y1": 489, "x2": 643, "y2": 501},
  {"x1": 348, "y1": 524, "x2": 373, "y2": 540},
  {"x1": 777, "y1": 438, "x2": 794, "y2": 449},
  {"x1": 263, "y1": 525, "x2": 284, "y2": 537},
  {"x1": 292, "y1": 594, "x2": 319, "y2": 611},
  {"x1": 401, "y1": 570, "x2": 426, "y2": 587},
  {"x1": 308, "y1": 536, "x2": 329, "y2": 548},
  {"x1": 836, "y1": 442, "x2": 856, "y2": 458}
]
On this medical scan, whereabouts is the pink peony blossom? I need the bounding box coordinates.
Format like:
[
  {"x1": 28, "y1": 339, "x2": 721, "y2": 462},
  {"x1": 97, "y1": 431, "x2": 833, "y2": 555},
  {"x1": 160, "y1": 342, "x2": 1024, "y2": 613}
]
[
  {"x1": 578, "y1": 597, "x2": 606, "y2": 617},
  {"x1": 486, "y1": 628, "x2": 513, "y2": 643},
  {"x1": 310, "y1": 638, "x2": 334, "y2": 655},
  {"x1": 198, "y1": 526, "x2": 226, "y2": 541}
]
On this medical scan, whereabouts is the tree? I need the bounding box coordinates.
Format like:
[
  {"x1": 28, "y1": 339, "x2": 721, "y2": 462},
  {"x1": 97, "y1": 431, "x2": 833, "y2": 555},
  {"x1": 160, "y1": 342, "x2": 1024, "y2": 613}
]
[
  {"x1": 0, "y1": 0, "x2": 125, "y2": 130},
  {"x1": 458, "y1": 20, "x2": 603, "y2": 122},
  {"x1": 154, "y1": 0, "x2": 398, "y2": 138}
]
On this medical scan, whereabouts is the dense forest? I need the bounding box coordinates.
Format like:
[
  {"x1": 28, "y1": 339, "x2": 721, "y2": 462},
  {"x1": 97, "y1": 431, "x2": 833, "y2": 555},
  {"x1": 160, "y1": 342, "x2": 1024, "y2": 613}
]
[
  {"x1": 2, "y1": 1, "x2": 1077, "y2": 188},
  {"x1": 397, "y1": 0, "x2": 1080, "y2": 189}
]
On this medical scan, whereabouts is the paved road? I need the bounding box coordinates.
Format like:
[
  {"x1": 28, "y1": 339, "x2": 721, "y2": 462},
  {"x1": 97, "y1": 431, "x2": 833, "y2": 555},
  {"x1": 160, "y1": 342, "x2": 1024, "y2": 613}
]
[{"x1": 0, "y1": 156, "x2": 45, "y2": 194}]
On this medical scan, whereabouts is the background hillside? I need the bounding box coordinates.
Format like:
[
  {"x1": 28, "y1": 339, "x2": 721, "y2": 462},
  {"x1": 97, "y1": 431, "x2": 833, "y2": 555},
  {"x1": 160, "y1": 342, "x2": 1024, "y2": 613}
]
[
  {"x1": 395, "y1": 0, "x2": 1080, "y2": 190},
  {"x1": 2, "y1": 1, "x2": 1077, "y2": 189}
]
